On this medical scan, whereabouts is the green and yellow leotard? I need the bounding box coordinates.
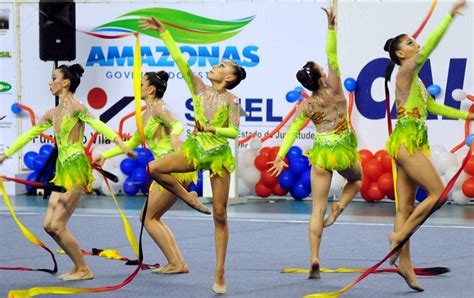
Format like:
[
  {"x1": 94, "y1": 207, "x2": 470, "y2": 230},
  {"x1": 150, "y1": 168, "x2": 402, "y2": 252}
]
[
  {"x1": 160, "y1": 30, "x2": 240, "y2": 177},
  {"x1": 386, "y1": 14, "x2": 469, "y2": 158},
  {"x1": 102, "y1": 101, "x2": 196, "y2": 191},
  {"x1": 277, "y1": 29, "x2": 359, "y2": 171},
  {"x1": 5, "y1": 105, "x2": 118, "y2": 192}
]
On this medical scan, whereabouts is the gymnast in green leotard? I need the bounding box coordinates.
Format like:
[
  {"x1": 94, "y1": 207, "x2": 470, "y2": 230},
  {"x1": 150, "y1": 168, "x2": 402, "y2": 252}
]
[
  {"x1": 383, "y1": 0, "x2": 472, "y2": 291},
  {"x1": 95, "y1": 71, "x2": 195, "y2": 274},
  {"x1": 140, "y1": 17, "x2": 246, "y2": 294},
  {"x1": 0, "y1": 64, "x2": 133, "y2": 281},
  {"x1": 268, "y1": 6, "x2": 362, "y2": 280}
]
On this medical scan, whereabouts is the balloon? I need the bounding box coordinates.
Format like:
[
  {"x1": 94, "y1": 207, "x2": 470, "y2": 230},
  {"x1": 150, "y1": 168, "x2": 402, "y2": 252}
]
[
  {"x1": 131, "y1": 167, "x2": 147, "y2": 183},
  {"x1": 290, "y1": 181, "x2": 310, "y2": 200},
  {"x1": 286, "y1": 90, "x2": 301, "y2": 102},
  {"x1": 430, "y1": 145, "x2": 447, "y2": 156},
  {"x1": 300, "y1": 169, "x2": 311, "y2": 190},
  {"x1": 365, "y1": 182, "x2": 385, "y2": 202},
  {"x1": 464, "y1": 157, "x2": 474, "y2": 176},
  {"x1": 243, "y1": 149, "x2": 259, "y2": 168},
  {"x1": 195, "y1": 171, "x2": 203, "y2": 197},
  {"x1": 268, "y1": 146, "x2": 280, "y2": 162},
  {"x1": 363, "y1": 159, "x2": 384, "y2": 181},
  {"x1": 294, "y1": 86, "x2": 304, "y2": 93},
  {"x1": 377, "y1": 172, "x2": 394, "y2": 195},
  {"x1": 451, "y1": 89, "x2": 466, "y2": 102},
  {"x1": 32, "y1": 155, "x2": 48, "y2": 171},
  {"x1": 466, "y1": 134, "x2": 474, "y2": 147},
  {"x1": 259, "y1": 147, "x2": 272, "y2": 157},
  {"x1": 415, "y1": 187, "x2": 428, "y2": 202},
  {"x1": 343, "y1": 78, "x2": 357, "y2": 92},
  {"x1": 120, "y1": 158, "x2": 138, "y2": 176},
  {"x1": 361, "y1": 175, "x2": 371, "y2": 193},
  {"x1": 289, "y1": 157, "x2": 310, "y2": 177},
  {"x1": 23, "y1": 151, "x2": 38, "y2": 170},
  {"x1": 141, "y1": 182, "x2": 150, "y2": 195},
  {"x1": 11, "y1": 103, "x2": 22, "y2": 114},
  {"x1": 92, "y1": 171, "x2": 102, "y2": 190},
  {"x1": 359, "y1": 149, "x2": 374, "y2": 165},
  {"x1": 238, "y1": 177, "x2": 251, "y2": 196},
  {"x1": 452, "y1": 190, "x2": 470, "y2": 205},
  {"x1": 254, "y1": 154, "x2": 270, "y2": 171},
  {"x1": 260, "y1": 170, "x2": 278, "y2": 188},
  {"x1": 427, "y1": 84, "x2": 441, "y2": 96},
  {"x1": 287, "y1": 146, "x2": 303, "y2": 161},
  {"x1": 123, "y1": 178, "x2": 140, "y2": 196},
  {"x1": 255, "y1": 182, "x2": 272, "y2": 198},
  {"x1": 433, "y1": 152, "x2": 457, "y2": 175},
  {"x1": 272, "y1": 183, "x2": 288, "y2": 196},
  {"x1": 242, "y1": 166, "x2": 260, "y2": 186},
  {"x1": 278, "y1": 170, "x2": 297, "y2": 190},
  {"x1": 135, "y1": 148, "x2": 149, "y2": 167},
  {"x1": 462, "y1": 176, "x2": 474, "y2": 198},
  {"x1": 101, "y1": 180, "x2": 121, "y2": 196},
  {"x1": 39, "y1": 144, "x2": 54, "y2": 156},
  {"x1": 374, "y1": 150, "x2": 388, "y2": 161},
  {"x1": 330, "y1": 172, "x2": 345, "y2": 198},
  {"x1": 25, "y1": 172, "x2": 39, "y2": 192},
  {"x1": 381, "y1": 153, "x2": 393, "y2": 172},
  {"x1": 250, "y1": 138, "x2": 262, "y2": 150}
]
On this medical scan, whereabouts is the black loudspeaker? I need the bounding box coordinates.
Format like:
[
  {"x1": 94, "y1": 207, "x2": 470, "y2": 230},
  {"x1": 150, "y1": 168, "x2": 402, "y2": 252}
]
[{"x1": 39, "y1": 1, "x2": 76, "y2": 61}]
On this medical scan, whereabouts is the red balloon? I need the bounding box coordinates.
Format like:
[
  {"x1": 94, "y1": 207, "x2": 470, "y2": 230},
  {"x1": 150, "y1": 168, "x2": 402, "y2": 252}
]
[
  {"x1": 377, "y1": 172, "x2": 394, "y2": 195},
  {"x1": 366, "y1": 182, "x2": 385, "y2": 202},
  {"x1": 462, "y1": 176, "x2": 474, "y2": 198},
  {"x1": 360, "y1": 188, "x2": 371, "y2": 201},
  {"x1": 254, "y1": 154, "x2": 270, "y2": 171},
  {"x1": 259, "y1": 147, "x2": 272, "y2": 157},
  {"x1": 273, "y1": 184, "x2": 288, "y2": 196},
  {"x1": 374, "y1": 150, "x2": 388, "y2": 161},
  {"x1": 255, "y1": 182, "x2": 272, "y2": 198},
  {"x1": 464, "y1": 157, "x2": 474, "y2": 176},
  {"x1": 261, "y1": 170, "x2": 279, "y2": 188},
  {"x1": 363, "y1": 159, "x2": 384, "y2": 181},
  {"x1": 359, "y1": 149, "x2": 374, "y2": 165},
  {"x1": 268, "y1": 146, "x2": 280, "y2": 162},
  {"x1": 361, "y1": 175, "x2": 371, "y2": 193},
  {"x1": 381, "y1": 153, "x2": 393, "y2": 173},
  {"x1": 386, "y1": 188, "x2": 395, "y2": 200}
]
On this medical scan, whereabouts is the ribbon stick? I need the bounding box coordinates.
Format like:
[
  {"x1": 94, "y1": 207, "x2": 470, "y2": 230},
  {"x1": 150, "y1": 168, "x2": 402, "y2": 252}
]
[{"x1": 281, "y1": 266, "x2": 449, "y2": 276}]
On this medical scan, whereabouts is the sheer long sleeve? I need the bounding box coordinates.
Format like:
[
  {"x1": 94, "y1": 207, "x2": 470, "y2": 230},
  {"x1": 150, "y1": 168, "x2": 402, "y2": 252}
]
[
  {"x1": 277, "y1": 108, "x2": 307, "y2": 159},
  {"x1": 427, "y1": 97, "x2": 468, "y2": 120}
]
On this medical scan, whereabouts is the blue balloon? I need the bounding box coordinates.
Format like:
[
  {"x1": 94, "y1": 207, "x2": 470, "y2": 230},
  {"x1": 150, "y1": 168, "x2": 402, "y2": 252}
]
[
  {"x1": 278, "y1": 170, "x2": 297, "y2": 190},
  {"x1": 196, "y1": 170, "x2": 203, "y2": 196},
  {"x1": 290, "y1": 181, "x2": 310, "y2": 200},
  {"x1": 144, "y1": 149, "x2": 154, "y2": 163},
  {"x1": 140, "y1": 182, "x2": 149, "y2": 195},
  {"x1": 123, "y1": 178, "x2": 139, "y2": 196},
  {"x1": 131, "y1": 167, "x2": 147, "y2": 183},
  {"x1": 427, "y1": 84, "x2": 442, "y2": 97},
  {"x1": 25, "y1": 172, "x2": 39, "y2": 192},
  {"x1": 135, "y1": 149, "x2": 149, "y2": 167},
  {"x1": 11, "y1": 103, "x2": 22, "y2": 115},
  {"x1": 294, "y1": 86, "x2": 304, "y2": 93},
  {"x1": 415, "y1": 187, "x2": 428, "y2": 202},
  {"x1": 286, "y1": 90, "x2": 301, "y2": 103},
  {"x1": 23, "y1": 151, "x2": 38, "y2": 170},
  {"x1": 32, "y1": 155, "x2": 48, "y2": 171},
  {"x1": 39, "y1": 144, "x2": 54, "y2": 156},
  {"x1": 287, "y1": 146, "x2": 303, "y2": 161},
  {"x1": 188, "y1": 182, "x2": 198, "y2": 193},
  {"x1": 343, "y1": 78, "x2": 357, "y2": 92},
  {"x1": 289, "y1": 157, "x2": 310, "y2": 177},
  {"x1": 300, "y1": 169, "x2": 311, "y2": 190},
  {"x1": 465, "y1": 134, "x2": 474, "y2": 147},
  {"x1": 120, "y1": 158, "x2": 138, "y2": 176}
]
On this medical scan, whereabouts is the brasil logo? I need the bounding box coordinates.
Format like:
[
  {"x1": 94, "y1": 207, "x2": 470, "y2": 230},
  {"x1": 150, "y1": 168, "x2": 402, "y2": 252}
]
[
  {"x1": 0, "y1": 81, "x2": 12, "y2": 93},
  {"x1": 86, "y1": 7, "x2": 255, "y2": 44}
]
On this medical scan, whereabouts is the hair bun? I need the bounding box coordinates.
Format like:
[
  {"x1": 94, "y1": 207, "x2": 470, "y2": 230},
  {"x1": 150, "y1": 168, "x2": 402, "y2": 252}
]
[
  {"x1": 69, "y1": 64, "x2": 84, "y2": 78},
  {"x1": 238, "y1": 67, "x2": 247, "y2": 81},
  {"x1": 156, "y1": 71, "x2": 169, "y2": 83},
  {"x1": 383, "y1": 38, "x2": 393, "y2": 52}
]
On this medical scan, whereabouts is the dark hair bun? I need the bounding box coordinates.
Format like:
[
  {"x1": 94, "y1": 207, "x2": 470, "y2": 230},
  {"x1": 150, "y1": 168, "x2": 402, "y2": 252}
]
[
  {"x1": 156, "y1": 71, "x2": 169, "y2": 83},
  {"x1": 69, "y1": 64, "x2": 84, "y2": 78},
  {"x1": 384, "y1": 38, "x2": 393, "y2": 52},
  {"x1": 238, "y1": 67, "x2": 246, "y2": 81}
]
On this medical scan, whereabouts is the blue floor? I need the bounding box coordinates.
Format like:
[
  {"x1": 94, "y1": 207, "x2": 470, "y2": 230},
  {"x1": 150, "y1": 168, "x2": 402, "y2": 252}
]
[{"x1": 0, "y1": 195, "x2": 473, "y2": 297}]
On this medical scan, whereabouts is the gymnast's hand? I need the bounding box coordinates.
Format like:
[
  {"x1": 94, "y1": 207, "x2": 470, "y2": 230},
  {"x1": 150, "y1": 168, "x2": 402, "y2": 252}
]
[
  {"x1": 139, "y1": 17, "x2": 166, "y2": 34},
  {"x1": 192, "y1": 121, "x2": 216, "y2": 135},
  {"x1": 321, "y1": 6, "x2": 336, "y2": 29},
  {"x1": 450, "y1": 0, "x2": 467, "y2": 17},
  {"x1": 92, "y1": 154, "x2": 105, "y2": 167},
  {"x1": 467, "y1": 113, "x2": 474, "y2": 121},
  {"x1": 267, "y1": 157, "x2": 288, "y2": 177}
]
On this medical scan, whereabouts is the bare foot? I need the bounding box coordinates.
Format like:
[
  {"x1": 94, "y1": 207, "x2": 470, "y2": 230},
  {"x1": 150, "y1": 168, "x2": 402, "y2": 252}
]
[
  {"x1": 60, "y1": 268, "x2": 94, "y2": 281},
  {"x1": 396, "y1": 264, "x2": 424, "y2": 292},
  {"x1": 323, "y1": 202, "x2": 344, "y2": 227},
  {"x1": 308, "y1": 259, "x2": 321, "y2": 279},
  {"x1": 183, "y1": 191, "x2": 211, "y2": 215},
  {"x1": 213, "y1": 274, "x2": 226, "y2": 294},
  {"x1": 389, "y1": 232, "x2": 402, "y2": 265},
  {"x1": 152, "y1": 263, "x2": 189, "y2": 274},
  {"x1": 57, "y1": 268, "x2": 77, "y2": 279}
]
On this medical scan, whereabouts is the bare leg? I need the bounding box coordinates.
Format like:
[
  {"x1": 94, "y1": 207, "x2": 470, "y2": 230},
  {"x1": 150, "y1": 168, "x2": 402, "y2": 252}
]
[
  {"x1": 210, "y1": 171, "x2": 231, "y2": 294},
  {"x1": 43, "y1": 188, "x2": 92, "y2": 281},
  {"x1": 141, "y1": 186, "x2": 188, "y2": 274},
  {"x1": 149, "y1": 152, "x2": 210, "y2": 214},
  {"x1": 389, "y1": 146, "x2": 445, "y2": 266},
  {"x1": 323, "y1": 162, "x2": 362, "y2": 227},
  {"x1": 393, "y1": 165, "x2": 424, "y2": 291},
  {"x1": 308, "y1": 166, "x2": 332, "y2": 279}
]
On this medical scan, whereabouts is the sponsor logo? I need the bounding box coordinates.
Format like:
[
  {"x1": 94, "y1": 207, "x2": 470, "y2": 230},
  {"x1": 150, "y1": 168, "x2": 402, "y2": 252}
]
[
  {"x1": 0, "y1": 81, "x2": 12, "y2": 92},
  {"x1": 0, "y1": 115, "x2": 6, "y2": 120},
  {"x1": 0, "y1": 51, "x2": 11, "y2": 58}
]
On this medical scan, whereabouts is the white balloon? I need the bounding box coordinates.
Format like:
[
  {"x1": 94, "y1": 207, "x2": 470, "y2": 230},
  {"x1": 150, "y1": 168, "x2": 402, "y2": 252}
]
[
  {"x1": 242, "y1": 166, "x2": 260, "y2": 187},
  {"x1": 92, "y1": 171, "x2": 102, "y2": 190},
  {"x1": 430, "y1": 145, "x2": 447, "y2": 157},
  {"x1": 330, "y1": 172, "x2": 345, "y2": 198},
  {"x1": 454, "y1": 171, "x2": 467, "y2": 190},
  {"x1": 101, "y1": 180, "x2": 121, "y2": 196},
  {"x1": 451, "y1": 89, "x2": 466, "y2": 102},
  {"x1": 250, "y1": 138, "x2": 262, "y2": 150},
  {"x1": 238, "y1": 177, "x2": 251, "y2": 196},
  {"x1": 451, "y1": 190, "x2": 470, "y2": 205},
  {"x1": 91, "y1": 144, "x2": 108, "y2": 159},
  {"x1": 237, "y1": 152, "x2": 248, "y2": 175},
  {"x1": 243, "y1": 149, "x2": 258, "y2": 168},
  {"x1": 434, "y1": 152, "x2": 458, "y2": 175}
]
